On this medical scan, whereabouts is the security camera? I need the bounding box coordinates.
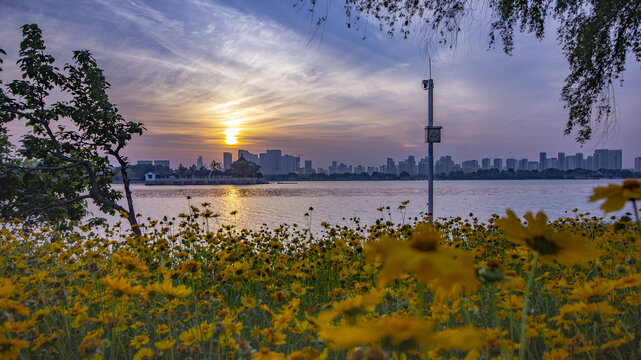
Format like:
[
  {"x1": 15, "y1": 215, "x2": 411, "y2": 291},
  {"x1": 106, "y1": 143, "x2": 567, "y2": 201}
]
[{"x1": 421, "y1": 80, "x2": 429, "y2": 90}]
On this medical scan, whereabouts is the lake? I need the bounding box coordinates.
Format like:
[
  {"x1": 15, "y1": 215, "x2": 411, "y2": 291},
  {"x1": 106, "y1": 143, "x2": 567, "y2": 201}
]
[{"x1": 92, "y1": 179, "x2": 630, "y2": 230}]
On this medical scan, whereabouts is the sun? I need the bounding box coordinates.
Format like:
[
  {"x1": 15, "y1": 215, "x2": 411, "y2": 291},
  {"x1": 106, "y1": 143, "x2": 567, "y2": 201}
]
[{"x1": 223, "y1": 129, "x2": 239, "y2": 145}]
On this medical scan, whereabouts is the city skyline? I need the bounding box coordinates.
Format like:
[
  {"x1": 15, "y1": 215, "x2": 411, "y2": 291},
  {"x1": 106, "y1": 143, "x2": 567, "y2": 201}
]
[
  {"x1": 2, "y1": 1, "x2": 640, "y2": 168},
  {"x1": 138, "y1": 147, "x2": 637, "y2": 175}
]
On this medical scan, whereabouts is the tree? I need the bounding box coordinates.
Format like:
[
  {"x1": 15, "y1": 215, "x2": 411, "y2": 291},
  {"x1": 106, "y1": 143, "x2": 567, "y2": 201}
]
[
  {"x1": 294, "y1": 0, "x2": 641, "y2": 143},
  {"x1": 0, "y1": 24, "x2": 144, "y2": 233},
  {"x1": 210, "y1": 160, "x2": 222, "y2": 173},
  {"x1": 230, "y1": 158, "x2": 261, "y2": 178}
]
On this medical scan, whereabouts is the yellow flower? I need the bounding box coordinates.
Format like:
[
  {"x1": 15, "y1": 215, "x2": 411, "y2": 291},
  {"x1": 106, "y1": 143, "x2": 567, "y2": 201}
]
[
  {"x1": 113, "y1": 252, "x2": 149, "y2": 271},
  {"x1": 569, "y1": 278, "x2": 615, "y2": 302},
  {"x1": 155, "y1": 324, "x2": 170, "y2": 335},
  {"x1": 0, "y1": 278, "x2": 17, "y2": 298},
  {"x1": 590, "y1": 179, "x2": 641, "y2": 212},
  {"x1": 316, "y1": 289, "x2": 384, "y2": 325},
  {"x1": 0, "y1": 335, "x2": 29, "y2": 359},
  {"x1": 290, "y1": 282, "x2": 306, "y2": 296},
  {"x1": 318, "y1": 316, "x2": 435, "y2": 350},
  {"x1": 179, "y1": 321, "x2": 215, "y2": 346},
  {"x1": 252, "y1": 347, "x2": 286, "y2": 360},
  {"x1": 261, "y1": 327, "x2": 287, "y2": 345},
  {"x1": 99, "y1": 275, "x2": 141, "y2": 296},
  {"x1": 149, "y1": 280, "x2": 192, "y2": 298},
  {"x1": 130, "y1": 333, "x2": 150, "y2": 349},
  {"x1": 241, "y1": 295, "x2": 257, "y2": 308},
  {"x1": 497, "y1": 210, "x2": 603, "y2": 266},
  {"x1": 365, "y1": 222, "x2": 478, "y2": 296},
  {"x1": 615, "y1": 273, "x2": 641, "y2": 289},
  {"x1": 154, "y1": 338, "x2": 175, "y2": 351},
  {"x1": 133, "y1": 347, "x2": 155, "y2": 360}
]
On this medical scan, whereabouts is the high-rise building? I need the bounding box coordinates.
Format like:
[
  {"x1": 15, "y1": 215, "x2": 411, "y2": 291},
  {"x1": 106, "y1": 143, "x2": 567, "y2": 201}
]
[
  {"x1": 137, "y1": 160, "x2": 153, "y2": 165},
  {"x1": 197, "y1": 156, "x2": 203, "y2": 169},
  {"x1": 565, "y1": 155, "x2": 576, "y2": 170},
  {"x1": 482, "y1": 158, "x2": 491, "y2": 170},
  {"x1": 434, "y1": 156, "x2": 454, "y2": 175},
  {"x1": 609, "y1": 150, "x2": 622, "y2": 170},
  {"x1": 557, "y1": 152, "x2": 566, "y2": 171},
  {"x1": 575, "y1": 153, "x2": 584, "y2": 169},
  {"x1": 329, "y1": 161, "x2": 338, "y2": 174},
  {"x1": 545, "y1": 158, "x2": 557, "y2": 170},
  {"x1": 238, "y1": 149, "x2": 259, "y2": 164},
  {"x1": 586, "y1": 156, "x2": 594, "y2": 171},
  {"x1": 528, "y1": 161, "x2": 539, "y2": 171},
  {"x1": 304, "y1": 160, "x2": 313, "y2": 174},
  {"x1": 518, "y1": 158, "x2": 529, "y2": 171},
  {"x1": 493, "y1": 158, "x2": 503, "y2": 170},
  {"x1": 386, "y1": 158, "x2": 397, "y2": 175},
  {"x1": 223, "y1": 152, "x2": 232, "y2": 170},
  {"x1": 398, "y1": 156, "x2": 417, "y2": 175},
  {"x1": 635, "y1": 157, "x2": 641, "y2": 173},
  {"x1": 259, "y1": 150, "x2": 281, "y2": 174},
  {"x1": 593, "y1": 149, "x2": 609, "y2": 170},
  {"x1": 281, "y1": 154, "x2": 300, "y2": 174},
  {"x1": 506, "y1": 158, "x2": 517, "y2": 170},
  {"x1": 462, "y1": 160, "x2": 479, "y2": 173},
  {"x1": 539, "y1": 152, "x2": 546, "y2": 170},
  {"x1": 154, "y1": 160, "x2": 170, "y2": 168}
]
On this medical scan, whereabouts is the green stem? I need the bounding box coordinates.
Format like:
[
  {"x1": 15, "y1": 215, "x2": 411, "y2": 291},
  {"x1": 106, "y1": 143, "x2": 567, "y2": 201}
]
[
  {"x1": 632, "y1": 199, "x2": 641, "y2": 236},
  {"x1": 518, "y1": 252, "x2": 538, "y2": 360}
]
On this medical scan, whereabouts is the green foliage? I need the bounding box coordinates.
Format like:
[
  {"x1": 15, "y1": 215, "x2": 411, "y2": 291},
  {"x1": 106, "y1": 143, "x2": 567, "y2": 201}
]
[
  {"x1": 0, "y1": 24, "x2": 144, "y2": 231},
  {"x1": 295, "y1": 0, "x2": 641, "y2": 143},
  {"x1": 230, "y1": 158, "x2": 261, "y2": 178}
]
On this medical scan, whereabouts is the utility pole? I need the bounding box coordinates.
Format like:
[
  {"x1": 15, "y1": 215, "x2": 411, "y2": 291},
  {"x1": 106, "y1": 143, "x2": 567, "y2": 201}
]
[{"x1": 422, "y1": 62, "x2": 442, "y2": 223}]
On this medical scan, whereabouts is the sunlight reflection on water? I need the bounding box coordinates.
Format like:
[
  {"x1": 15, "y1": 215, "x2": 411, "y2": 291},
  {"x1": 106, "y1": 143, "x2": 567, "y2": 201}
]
[{"x1": 94, "y1": 179, "x2": 626, "y2": 230}]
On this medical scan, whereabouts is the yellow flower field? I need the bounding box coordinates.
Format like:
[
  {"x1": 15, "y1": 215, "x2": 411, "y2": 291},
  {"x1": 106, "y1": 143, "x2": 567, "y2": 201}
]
[{"x1": 0, "y1": 180, "x2": 640, "y2": 359}]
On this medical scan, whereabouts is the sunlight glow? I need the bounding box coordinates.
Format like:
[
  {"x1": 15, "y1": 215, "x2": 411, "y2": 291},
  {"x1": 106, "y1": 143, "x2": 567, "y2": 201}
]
[{"x1": 224, "y1": 129, "x2": 239, "y2": 145}]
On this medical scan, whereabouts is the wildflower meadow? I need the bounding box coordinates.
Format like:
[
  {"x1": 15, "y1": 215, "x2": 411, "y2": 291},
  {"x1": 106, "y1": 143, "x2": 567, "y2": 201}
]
[{"x1": 1, "y1": 179, "x2": 640, "y2": 360}]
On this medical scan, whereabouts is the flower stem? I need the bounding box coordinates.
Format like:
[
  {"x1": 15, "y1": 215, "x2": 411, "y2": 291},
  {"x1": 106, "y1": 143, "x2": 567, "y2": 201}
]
[
  {"x1": 632, "y1": 199, "x2": 641, "y2": 236},
  {"x1": 518, "y1": 252, "x2": 538, "y2": 360}
]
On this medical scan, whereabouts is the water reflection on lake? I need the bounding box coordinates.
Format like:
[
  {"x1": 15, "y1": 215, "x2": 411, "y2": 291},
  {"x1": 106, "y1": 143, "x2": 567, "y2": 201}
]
[{"x1": 92, "y1": 179, "x2": 626, "y2": 230}]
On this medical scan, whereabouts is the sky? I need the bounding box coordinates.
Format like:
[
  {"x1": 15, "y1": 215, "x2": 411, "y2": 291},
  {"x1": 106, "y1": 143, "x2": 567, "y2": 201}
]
[{"x1": 1, "y1": 0, "x2": 640, "y2": 169}]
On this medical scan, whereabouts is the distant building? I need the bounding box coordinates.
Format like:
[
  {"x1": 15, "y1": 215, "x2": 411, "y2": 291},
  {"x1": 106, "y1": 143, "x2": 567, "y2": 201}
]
[
  {"x1": 586, "y1": 156, "x2": 594, "y2": 171},
  {"x1": 260, "y1": 150, "x2": 281, "y2": 174},
  {"x1": 565, "y1": 155, "x2": 576, "y2": 170},
  {"x1": 493, "y1": 158, "x2": 503, "y2": 170},
  {"x1": 223, "y1": 152, "x2": 232, "y2": 170},
  {"x1": 154, "y1": 160, "x2": 170, "y2": 168},
  {"x1": 238, "y1": 149, "x2": 259, "y2": 164},
  {"x1": 462, "y1": 160, "x2": 479, "y2": 173},
  {"x1": 635, "y1": 157, "x2": 641, "y2": 173},
  {"x1": 434, "y1": 156, "x2": 454, "y2": 175},
  {"x1": 545, "y1": 158, "x2": 557, "y2": 170},
  {"x1": 593, "y1": 149, "x2": 622, "y2": 170},
  {"x1": 528, "y1": 161, "x2": 539, "y2": 171},
  {"x1": 557, "y1": 152, "x2": 565, "y2": 171},
  {"x1": 398, "y1": 156, "x2": 417, "y2": 175},
  {"x1": 137, "y1": 160, "x2": 153, "y2": 165},
  {"x1": 481, "y1": 158, "x2": 491, "y2": 170},
  {"x1": 281, "y1": 154, "x2": 300, "y2": 174},
  {"x1": 518, "y1": 158, "x2": 529, "y2": 171},
  {"x1": 385, "y1": 158, "x2": 397, "y2": 175},
  {"x1": 593, "y1": 149, "x2": 609, "y2": 170},
  {"x1": 609, "y1": 150, "x2": 622, "y2": 170},
  {"x1": 304, "y1": 160, "x2": 313, "y2": 174},
  {"x1": 506, "y1": 158, "x2": 517, "y2": 171},
  {"x1": 575, "y1": 153, "x2": 584, "y2": 169},
  {"x1": 539, "y1": 152, "x2": 546, "y2": 171},
  {"x1": 197, "y1": 156, "x2": 203, "y2": 169}
]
